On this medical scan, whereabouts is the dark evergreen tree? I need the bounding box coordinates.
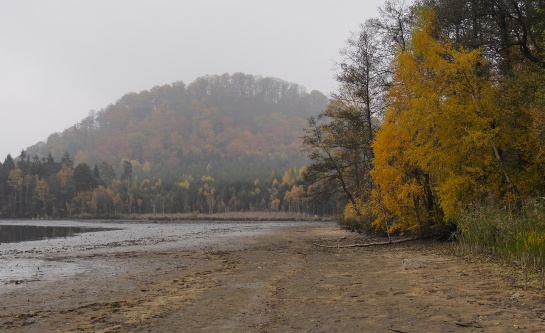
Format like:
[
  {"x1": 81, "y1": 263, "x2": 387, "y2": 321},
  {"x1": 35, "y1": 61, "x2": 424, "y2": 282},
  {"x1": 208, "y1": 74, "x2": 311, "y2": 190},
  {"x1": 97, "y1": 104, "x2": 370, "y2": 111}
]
[
  {"x1": 121, "y1": 160, "x2": 133, "y2": 185},
  {"x1": 61, "y1": 151, "x2": 74, "y2": 169},
  {"x1": 98, "y1": 162, "x2": 116, "y2": 184},
  {"x1": 93, "y1": 164, "x2": 100, "y2": 179},
  {"x1": 45, "y1": 152, "x2": 61, "y2": 177},
  {"x1": 73, "y1": 163, "x2": 96, "y2": 193}
]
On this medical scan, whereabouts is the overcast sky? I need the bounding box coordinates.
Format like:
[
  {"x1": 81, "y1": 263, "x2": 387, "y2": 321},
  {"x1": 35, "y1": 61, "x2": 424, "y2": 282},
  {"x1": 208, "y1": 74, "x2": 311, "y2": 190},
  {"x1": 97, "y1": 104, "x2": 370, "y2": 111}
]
[{"x1": 0, "y1": 0, "x2": 384, "y2": 160}]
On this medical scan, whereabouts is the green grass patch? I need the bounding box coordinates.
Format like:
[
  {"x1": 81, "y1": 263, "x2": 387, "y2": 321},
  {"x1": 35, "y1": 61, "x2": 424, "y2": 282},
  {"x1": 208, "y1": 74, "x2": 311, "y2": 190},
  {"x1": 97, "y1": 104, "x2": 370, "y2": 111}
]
[{"x1": 456, "y1": 200, "x2": 545, "y2": 275}]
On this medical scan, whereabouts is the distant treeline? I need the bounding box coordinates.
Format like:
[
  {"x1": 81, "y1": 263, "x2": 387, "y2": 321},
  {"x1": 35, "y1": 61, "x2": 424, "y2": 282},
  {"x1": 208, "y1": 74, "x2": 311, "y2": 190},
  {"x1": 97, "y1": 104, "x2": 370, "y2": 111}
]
[{"x1": 0, "y1": 151, "x2": 333, "y2": 218}]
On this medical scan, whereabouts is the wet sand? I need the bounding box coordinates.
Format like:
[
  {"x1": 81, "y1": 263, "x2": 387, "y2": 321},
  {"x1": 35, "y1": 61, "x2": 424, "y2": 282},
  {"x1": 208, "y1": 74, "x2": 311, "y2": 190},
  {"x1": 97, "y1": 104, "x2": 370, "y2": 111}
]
[{"x1": 1, "y1": 222, "x2": 544, "y2": 332}]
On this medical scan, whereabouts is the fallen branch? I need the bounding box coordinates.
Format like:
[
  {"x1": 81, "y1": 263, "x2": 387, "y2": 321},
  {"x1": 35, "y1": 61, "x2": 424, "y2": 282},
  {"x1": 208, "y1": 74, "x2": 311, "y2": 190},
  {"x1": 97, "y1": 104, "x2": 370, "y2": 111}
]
[
  {"x1": 454, "y1": 321, "x2": 483, "y2": 329},
  {"x1": 312, "y1": 237, "x2": 419, "y2": 248}
]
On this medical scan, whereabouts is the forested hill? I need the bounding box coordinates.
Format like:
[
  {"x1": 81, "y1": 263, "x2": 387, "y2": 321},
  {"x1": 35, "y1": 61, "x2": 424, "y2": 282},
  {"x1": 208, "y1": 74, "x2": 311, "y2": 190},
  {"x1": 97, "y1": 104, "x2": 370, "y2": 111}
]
[
  {"x1": 0, "y1": 73, "x2": 328, "y2": 218},
  {"x1": 27, "y1": 73, "x2": 327, "y2": 180}
]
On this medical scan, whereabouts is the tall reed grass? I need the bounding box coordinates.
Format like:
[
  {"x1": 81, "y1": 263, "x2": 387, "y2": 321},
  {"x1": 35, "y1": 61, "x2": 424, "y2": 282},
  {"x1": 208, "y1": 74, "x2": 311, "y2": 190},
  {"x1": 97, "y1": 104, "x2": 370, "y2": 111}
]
[{"x1": 456, "y1": 199, "x2": 545, "y2": 282}]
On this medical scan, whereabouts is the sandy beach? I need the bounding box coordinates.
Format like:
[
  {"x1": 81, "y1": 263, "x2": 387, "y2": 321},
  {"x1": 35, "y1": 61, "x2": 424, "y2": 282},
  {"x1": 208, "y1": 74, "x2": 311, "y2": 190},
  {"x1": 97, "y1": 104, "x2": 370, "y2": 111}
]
[{"x1": 1, "y1": 222, "x2": 544, "y2": 332}]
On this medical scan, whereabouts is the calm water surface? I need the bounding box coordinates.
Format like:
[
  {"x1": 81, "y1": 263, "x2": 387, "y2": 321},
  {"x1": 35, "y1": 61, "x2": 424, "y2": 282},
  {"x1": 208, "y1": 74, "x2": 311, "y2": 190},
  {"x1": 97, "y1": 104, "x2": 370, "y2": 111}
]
[{"x1": 0, "y1": 224, "x2": 115, "y2": 243}]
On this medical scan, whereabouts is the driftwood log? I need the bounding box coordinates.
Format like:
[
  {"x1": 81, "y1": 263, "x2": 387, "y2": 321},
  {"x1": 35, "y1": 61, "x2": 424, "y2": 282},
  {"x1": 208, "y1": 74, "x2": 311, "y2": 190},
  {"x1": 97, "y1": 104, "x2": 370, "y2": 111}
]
[{"x1": 312, "y1": 237, "x2": 419, "y2": 248}]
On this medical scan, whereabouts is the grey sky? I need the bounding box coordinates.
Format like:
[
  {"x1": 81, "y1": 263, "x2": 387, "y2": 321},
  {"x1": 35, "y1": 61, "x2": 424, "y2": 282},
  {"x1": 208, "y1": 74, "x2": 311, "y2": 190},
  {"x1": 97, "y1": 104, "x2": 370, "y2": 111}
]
[{"x1": 0, "y1": 0, "x2": 384, "y2": 160}]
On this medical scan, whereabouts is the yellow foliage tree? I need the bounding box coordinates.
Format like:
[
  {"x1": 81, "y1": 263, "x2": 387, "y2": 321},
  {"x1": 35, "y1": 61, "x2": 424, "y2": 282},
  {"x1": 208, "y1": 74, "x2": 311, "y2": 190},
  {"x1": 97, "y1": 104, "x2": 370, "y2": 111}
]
[
  {"x1": 371, "y1": 11, "x2": 522, "y2": 234},
  {"x1": 371, "y1": 108, "x2": 436, "y2": 234}
]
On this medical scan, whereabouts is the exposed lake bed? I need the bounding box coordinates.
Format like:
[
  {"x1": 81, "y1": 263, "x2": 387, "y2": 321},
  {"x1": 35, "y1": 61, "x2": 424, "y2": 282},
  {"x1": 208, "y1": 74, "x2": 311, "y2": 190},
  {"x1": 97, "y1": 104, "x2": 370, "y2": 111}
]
[
  {"x1": 0, "y1": 220, "x2": 309, "y2": 289},
  {"x1": 1, "y1": 221, "x2": 544, "y2": 332}
]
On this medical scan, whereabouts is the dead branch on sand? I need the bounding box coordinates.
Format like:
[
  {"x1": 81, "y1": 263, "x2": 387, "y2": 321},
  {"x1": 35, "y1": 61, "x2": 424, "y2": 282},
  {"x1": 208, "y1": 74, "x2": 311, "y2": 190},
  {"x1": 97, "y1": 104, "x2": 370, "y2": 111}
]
[{"x1": 311, "y1": 237, "x2": 419, "y2": 248}]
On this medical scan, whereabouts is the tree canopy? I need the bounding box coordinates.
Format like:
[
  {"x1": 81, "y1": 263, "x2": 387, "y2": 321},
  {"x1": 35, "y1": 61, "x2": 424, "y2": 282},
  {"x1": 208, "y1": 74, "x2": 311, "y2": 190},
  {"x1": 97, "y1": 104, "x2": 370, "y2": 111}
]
[{"x1": 303, "y1": 0, "x2": 545, "y2": 235}]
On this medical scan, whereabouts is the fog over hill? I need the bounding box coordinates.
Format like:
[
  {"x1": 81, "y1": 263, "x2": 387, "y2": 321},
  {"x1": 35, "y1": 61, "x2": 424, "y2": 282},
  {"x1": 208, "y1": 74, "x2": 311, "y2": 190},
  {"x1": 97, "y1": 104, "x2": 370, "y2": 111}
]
[
  {"x1": 0, "y1": 0, "x2": 384, "y2": 160},
  {"x1": 26, "y1": 73, "x2": 327, "y2": 181}
]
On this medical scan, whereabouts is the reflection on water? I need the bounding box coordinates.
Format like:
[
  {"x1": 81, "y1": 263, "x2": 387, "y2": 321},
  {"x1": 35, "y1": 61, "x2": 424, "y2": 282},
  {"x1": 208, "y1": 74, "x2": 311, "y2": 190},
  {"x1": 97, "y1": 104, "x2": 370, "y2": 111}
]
[{"x1": 0, "y1": 225, "x2": 112, "y2": 244}]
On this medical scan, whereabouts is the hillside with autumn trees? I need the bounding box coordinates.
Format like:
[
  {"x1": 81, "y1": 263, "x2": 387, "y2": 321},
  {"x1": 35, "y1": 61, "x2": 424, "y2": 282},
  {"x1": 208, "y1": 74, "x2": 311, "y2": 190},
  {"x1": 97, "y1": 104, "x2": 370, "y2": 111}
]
[{"x1": 0, "y1": 73, "x2": 329, "y2": 218}]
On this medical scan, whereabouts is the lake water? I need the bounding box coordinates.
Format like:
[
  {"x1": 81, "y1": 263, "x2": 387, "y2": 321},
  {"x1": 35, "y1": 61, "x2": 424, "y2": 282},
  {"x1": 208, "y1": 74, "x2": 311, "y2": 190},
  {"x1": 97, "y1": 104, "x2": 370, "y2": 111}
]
[
  {"x1": 0, "y1": 224, "x2": 115, "y2": 243},
  {"x1": 0, "y1": 219, "x2": 325, "y2": 289}
]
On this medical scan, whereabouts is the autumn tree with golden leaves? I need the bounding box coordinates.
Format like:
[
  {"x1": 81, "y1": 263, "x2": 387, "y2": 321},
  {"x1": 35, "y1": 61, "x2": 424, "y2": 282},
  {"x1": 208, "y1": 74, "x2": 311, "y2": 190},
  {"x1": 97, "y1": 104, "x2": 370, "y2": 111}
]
[{"x1": 370, "y1": 7, "x2": 545, "y2": 235}]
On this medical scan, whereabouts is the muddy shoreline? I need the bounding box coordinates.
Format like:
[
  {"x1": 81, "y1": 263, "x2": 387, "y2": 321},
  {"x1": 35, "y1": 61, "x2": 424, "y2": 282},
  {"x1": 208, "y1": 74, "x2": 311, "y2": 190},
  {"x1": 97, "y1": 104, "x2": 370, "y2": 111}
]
[{"x1": 1, "y1": 222, "x2": 544, "y2": 332}]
